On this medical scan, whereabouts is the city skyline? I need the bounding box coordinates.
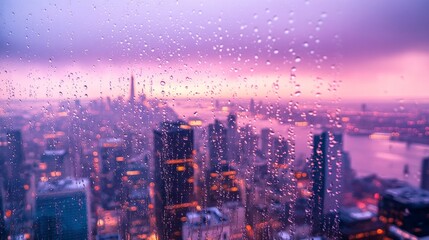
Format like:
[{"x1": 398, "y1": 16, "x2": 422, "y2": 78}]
[
  {"x1": 1, "y1": 0, "x2": 429, "y2": 239},
  {"x1": 0, "y1": 91, "x2": 429, "y2": 239}
]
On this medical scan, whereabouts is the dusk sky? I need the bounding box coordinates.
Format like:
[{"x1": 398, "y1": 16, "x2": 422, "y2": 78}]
[{"x1": 1, "y1": 0, "x2": 429, "y2": 101}]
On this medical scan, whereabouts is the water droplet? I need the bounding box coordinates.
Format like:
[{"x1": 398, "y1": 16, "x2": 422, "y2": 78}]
[{"x1": 294, "y1": 56, "x2": 301, "y2": 63}]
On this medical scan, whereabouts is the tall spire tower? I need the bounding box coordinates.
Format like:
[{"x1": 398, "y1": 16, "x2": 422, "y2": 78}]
[{"x1": 129, "y1": 74, "x2": 135, "y2": 106}]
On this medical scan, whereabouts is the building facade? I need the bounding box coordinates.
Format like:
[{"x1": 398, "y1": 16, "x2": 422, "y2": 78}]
[
  {"x1": 154, "y1": 121, "x2": 197, "y2": 240},
  {"x1": 34, "y1": 178, "x2": 92, "y2": 240}
]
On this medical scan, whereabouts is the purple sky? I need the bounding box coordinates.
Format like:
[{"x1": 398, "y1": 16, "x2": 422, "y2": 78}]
[{"x1": 1, "y1": 0, "x2": 429, "y2": 100}]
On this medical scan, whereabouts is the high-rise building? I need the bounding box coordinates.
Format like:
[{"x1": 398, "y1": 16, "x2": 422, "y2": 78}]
[
  {"x1": 272, "y1": 136, "x2": 288, "y2": 168},
  {"x1": 0, "y1": 130, "x2": 25, "y2": 179},
  {"x1": 260, "y1": 128, "x2": 274, "y2": 159},
  {"x1": 99, "y1": 138, "x2": 126, "y2": 208},
  {"x1": 124, "y1": 154, "x2": 151, "y2": 238},
  {"x1": 207, "y1": 164, "x2": 241, "y2": 207},
  {"x1": 0, "y1": 130, "x2": 27, "y2": 236},
  {"x1": 227, "y1": 113, "x2": 237, "y2": 131},
  {"x1": 34, "y1": 178, "x2": 92, "y2": 240},
  {"x1": 238, "y1": 125, "x2": 258, "y2": 163},
  {"x1": 39, "y1": 149, "x2": 67, "y2": 182},
  {"x1": 378, "y1": 187, "x2": 429, "y2": 239},
  {"x1": 421, "y1": 157, "x2": 429, "y2": 191},
  {"x1": 0, "y1": 182, "x2": 6, "y2": 240},
  {"x1": 341, "y1": 151, "x2": 355, "y2": 192},
  {"x1": 207, "y1": 120, "x2": 240, "y2": 206},
  {"x1": 153, "y1": 121, "x2": 197, "y2": 240},
  {"x1": 249, "y1": 98, "x2": 255, "y2": 114},
  {"x1": 311, "y1": 131, "x2": 343, "y2": 235},
  {"x1": 129, "y1": 74, "x2": 135, "y2": 107},
  {"x1": 208, "y1": 120, "x2": 228, "y2": 168},
  {"x1": 226, "y1": 113, "x2": 239, "y2": 163}
]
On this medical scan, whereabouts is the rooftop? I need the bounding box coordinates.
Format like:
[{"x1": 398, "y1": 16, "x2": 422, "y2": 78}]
[
  {"x1": 43, "y1": 149, "x2": 67, "y2": 156},
  {"x1": 156, "y1": 121, "x2": 192, "y2": 132},
  {"x1": 384, "y1": 186, "x2": 429, "y2": 207},
  {"x1": 37, "y1": 178, "x2": 89, "y2": 195},
  {"x1": 100, "y1": 138, "x2": 123, "y2": 148},
  {"x1": 340, "y1": 207, "x2": 375, "y2": 223},
  {"x1": 184, "y1": 207, "x2": 228, "y2": 228}
]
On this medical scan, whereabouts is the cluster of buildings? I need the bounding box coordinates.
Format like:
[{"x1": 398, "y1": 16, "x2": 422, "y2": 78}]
[{"x1": 0, "y1": 78, "x2": 429, "y2": 240}]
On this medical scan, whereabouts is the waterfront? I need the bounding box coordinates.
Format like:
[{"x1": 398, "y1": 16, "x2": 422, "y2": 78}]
[
  {"x1": 344, "y1": 134, "x2": 429, "y2": 187},
  {"x1": 172, "y1": 100, "x2": 429, "y2": 187}
]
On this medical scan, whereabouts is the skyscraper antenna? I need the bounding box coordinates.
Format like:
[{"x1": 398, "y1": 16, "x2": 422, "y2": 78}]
[{"x1": 129, "y1": 74, "x2": 135, "y2": 106}]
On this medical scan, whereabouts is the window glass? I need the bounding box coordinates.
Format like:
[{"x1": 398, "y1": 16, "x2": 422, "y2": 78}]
[{"x1": 1, "y1": 0, "x2": 429, "y2": 239}]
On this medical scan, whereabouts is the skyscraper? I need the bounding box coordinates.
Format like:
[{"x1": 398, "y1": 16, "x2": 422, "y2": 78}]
[
  {"x1": 129, "y1": 74, "x2": 135, "y2": 107},
  {"x1": 208, "y1": 119, "x2": 228, "y2": 168},
  {"x1": 421, "y1": 157, "x2": 429, "y2": 191},
  {"x1": 311, "y1": 131, "x2": 343, "y2": 235},
  {"x1": 154, "y1": 121, "x2": 197, "y2": 240},
  {"x1": 249, "y1": 98, "x2": 255, "y2": 114},
  {"x1": 0, "y1": 182, "x2": 6, "y2": 240},
  {"x1": 272, "y1": 136, "x2": 288, "y2": 167},
  {"x1": 34, "y1": 178, "x2": 92, "y2": 240},
  {"x1": 260, "y1": 128, "x2": 274, "y2": 159},
  {"x1": 207, "y1": 120, "x2": 240, "y2": 207},
  {"x1": 99, "y1": 138, "x2": 126, "y2": 209},
  {"x1": 227, "y1": 113, "x2": 239, "y2": 163},
  {"x1": 0, "y1": 130, "x2": 25, "y2": 179},
  {"x1": 0, "y1": 130, "x2": 27, "y2": 236}
]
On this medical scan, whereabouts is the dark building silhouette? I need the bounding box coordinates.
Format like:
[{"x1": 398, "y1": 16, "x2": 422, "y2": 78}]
[
  {"x1": 208, "y1": 120, "x2": 228, "y2": 168},
  {"x1": 260, "y1": 128, "x2": 274, "y2": 159},
  {"x1": 238, "y1": 125, "x2": 258, "y2": 164},
  {"x1": 0, "y1": 130, "x2": 25, "y2": 179},
  {"x1": 311, "y1": 131, "x2": 343, "y2": 236},
  {"x1": 129, "y1": 74, "x2": 135, "y2": 107},
  {"x1": 341, "y1": 151, "x2": 355, "y2": 192},
  {"x1": 0, "y1": 182, "x2": 6, "y2": 240},
  {"x1": 378, "y1": 187, "x2": 429, "y2": 239},
  {"x1": 206, "y1": 162, "x2": 240, "y2": 207},
  {"x1": 0, "y1": 130, "x2": 27, "y2": 236},
  {"x1": 99, "y1": 138, "x2": 126, "y2": 209},
  {"x1": 206, "y1": 120, "x2": 240, "y2": 207},
  {"x1": 421, "y1": 157, "x2": 429, "y2": 191},
  {"x1": 154, "y1": 121, "x2": 196, "y2": 240},
  {"x1": 249, "y1": 98, "x2": 255, "y2": 114},
  {"x1": 272, "y1": 136, "x2": 288, "y2": 167},
  {"x1": 227, "y1": 113, "x2": 237, "y2": 131},
  {"x1": 227, "y1": 113, "x2": 239, "y2": 163}
]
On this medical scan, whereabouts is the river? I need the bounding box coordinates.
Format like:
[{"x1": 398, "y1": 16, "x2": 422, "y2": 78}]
[{"x1": 171, "y1": 100, "x2": 429, "y2": 187}]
